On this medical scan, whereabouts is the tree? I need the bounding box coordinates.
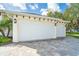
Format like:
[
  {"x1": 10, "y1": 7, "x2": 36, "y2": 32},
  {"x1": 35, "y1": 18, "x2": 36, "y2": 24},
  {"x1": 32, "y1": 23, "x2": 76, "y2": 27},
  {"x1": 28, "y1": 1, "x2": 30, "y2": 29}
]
[
  {"x1": 47, "y1": 4, "x2": 79, "y2": 32},
  {"x1": 47, "y1": 9, "x2": 63, "y2": 19},
  {"x1": 47, "y1": 9, "x2": 54, "y2": 17},
  {"x1": 63, "y1": 3, "x2": 79, "y2": 32},
  {"x1": 0, "y1": 15, "x2": 12, "y2": 37},
  {"x1": 53, "y1": 12, "x2": 63, "y2": 19}
]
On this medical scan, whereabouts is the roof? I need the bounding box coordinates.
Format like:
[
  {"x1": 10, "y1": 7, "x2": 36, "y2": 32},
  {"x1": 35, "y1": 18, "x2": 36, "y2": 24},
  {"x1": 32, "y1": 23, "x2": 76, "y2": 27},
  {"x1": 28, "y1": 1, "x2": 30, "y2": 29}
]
[{"x1": 0, "y1": 9, "x2": 69, "y2": 23}]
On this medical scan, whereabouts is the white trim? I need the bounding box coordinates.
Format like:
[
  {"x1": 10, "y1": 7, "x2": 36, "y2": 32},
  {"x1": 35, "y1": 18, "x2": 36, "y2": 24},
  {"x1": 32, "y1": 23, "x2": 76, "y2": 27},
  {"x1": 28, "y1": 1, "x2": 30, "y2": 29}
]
[
  {"x1": 13, "y1": 18, "x2": 19, "y2": 42},
  {"x1": 0, "y1": 9, "x2": 69, "y2": 23}
]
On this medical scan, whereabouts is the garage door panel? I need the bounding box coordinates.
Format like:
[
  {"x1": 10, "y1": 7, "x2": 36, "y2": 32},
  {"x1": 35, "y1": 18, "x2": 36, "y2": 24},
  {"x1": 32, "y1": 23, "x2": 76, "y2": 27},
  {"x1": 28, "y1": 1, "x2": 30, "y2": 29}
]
[
  {"x1": 56, "y1": 23, "x2": 66, "y2": 37},
  {"x1": 18, "y1": 19, "x2": 56, "y2": 41}
]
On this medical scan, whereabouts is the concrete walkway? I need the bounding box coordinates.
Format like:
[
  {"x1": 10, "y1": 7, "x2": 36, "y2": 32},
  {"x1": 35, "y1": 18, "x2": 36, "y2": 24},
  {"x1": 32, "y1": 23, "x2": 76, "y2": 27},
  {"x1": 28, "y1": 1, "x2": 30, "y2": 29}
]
[{"x1": 0, "y1": 37, "x2": 79, "y2": 56}]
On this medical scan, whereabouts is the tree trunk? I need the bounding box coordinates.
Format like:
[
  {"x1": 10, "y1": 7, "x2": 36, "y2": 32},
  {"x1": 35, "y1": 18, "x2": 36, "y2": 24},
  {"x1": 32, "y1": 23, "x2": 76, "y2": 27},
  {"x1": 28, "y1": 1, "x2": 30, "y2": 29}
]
[
  {"x1": 1, "y1": 30, "x2": 5, "y2": 37},
  {"x1": 7, "y1": 28, "x2": 10, "y2": 37}
]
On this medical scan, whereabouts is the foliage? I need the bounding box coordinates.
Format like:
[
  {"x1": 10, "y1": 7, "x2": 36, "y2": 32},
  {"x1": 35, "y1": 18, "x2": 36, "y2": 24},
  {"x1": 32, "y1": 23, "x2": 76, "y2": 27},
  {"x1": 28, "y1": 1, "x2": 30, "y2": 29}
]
[
  {"x1": 53, "y1": 12, "x2": 63, "y2": 19},
  {"x1": 47, "y1": 9, "x2": 63, "y2": 19},
  {"x1": 63, "y1": 3, "x2": 79, "y2": 32},
  {"x1": 47, "y1": 3, "x2": 79, "y2": 32},
  {"x1": 0, "y1": 36, "x2": 12, "y2": 43},
  {"x1": 0, "y1": 15, "x2": 12, "y2": 45},
  {"x1": 0, "y1": 15, "x2": 12, "y2": 37},
  {"x1": 66, "y1": 32, "x2": 79, "y2": 38}
]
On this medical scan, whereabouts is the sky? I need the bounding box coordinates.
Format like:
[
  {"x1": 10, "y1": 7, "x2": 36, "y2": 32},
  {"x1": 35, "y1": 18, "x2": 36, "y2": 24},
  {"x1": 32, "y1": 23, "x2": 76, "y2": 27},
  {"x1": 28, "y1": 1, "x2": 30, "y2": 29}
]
[{"x1": 0, "y1": 3, "x2": 70, "y2": 15}]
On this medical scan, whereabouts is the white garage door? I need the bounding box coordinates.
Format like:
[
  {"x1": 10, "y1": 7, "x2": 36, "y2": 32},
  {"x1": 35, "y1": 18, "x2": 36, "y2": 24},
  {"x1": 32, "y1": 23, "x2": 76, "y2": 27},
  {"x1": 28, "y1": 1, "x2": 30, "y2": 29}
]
[
  {"x1": 56, "y1": 23, "x2": 66, "y2": 37},
  {"x1": 18, "y1": 19, "x2": 56, "y2": 41}
]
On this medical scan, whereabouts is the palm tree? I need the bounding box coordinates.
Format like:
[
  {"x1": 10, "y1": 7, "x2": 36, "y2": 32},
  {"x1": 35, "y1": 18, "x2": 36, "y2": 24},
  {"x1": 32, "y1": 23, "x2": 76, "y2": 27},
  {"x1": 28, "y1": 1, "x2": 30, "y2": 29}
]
[{"x1": 0, "y1": 15, "x2": 12, "y2": 37}]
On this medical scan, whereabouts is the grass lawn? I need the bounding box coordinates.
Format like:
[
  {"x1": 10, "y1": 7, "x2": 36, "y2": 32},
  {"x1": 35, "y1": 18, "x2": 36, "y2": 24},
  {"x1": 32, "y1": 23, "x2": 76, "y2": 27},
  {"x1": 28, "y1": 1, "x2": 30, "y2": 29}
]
[
  {"x1": 66, "y1": 32, "x2": 79, "y2": 38},
  {"x1": 0, "y1": 36, "x2": 12, "y2": 45}
]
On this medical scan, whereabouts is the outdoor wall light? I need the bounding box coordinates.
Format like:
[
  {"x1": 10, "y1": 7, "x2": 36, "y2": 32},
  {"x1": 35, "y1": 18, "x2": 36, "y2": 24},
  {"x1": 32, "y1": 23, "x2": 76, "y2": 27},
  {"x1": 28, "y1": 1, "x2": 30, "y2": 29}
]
[{"x1": 14, "y1": 19, "x2": 17, "y2": 23}]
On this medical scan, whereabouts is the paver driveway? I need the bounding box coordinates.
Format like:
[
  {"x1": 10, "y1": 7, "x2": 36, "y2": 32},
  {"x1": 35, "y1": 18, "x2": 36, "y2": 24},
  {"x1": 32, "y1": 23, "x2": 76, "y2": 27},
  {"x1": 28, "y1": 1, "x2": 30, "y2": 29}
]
[{"x1": 0, "y1": 37, "x2": 79, "y2": 56}]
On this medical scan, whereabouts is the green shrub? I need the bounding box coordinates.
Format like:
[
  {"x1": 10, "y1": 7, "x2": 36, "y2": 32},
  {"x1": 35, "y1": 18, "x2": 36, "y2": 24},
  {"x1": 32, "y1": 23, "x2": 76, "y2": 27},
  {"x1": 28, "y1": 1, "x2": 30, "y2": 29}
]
[
  {"x1": 0, "y1": 36, "x2": 12, "y2": 43},
  {"x1": 66, "y1": 32, "x2": 79, "y2": 34},
  {"x1": 66, "y1": 32, "x2": 79, "y2": 38}
]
